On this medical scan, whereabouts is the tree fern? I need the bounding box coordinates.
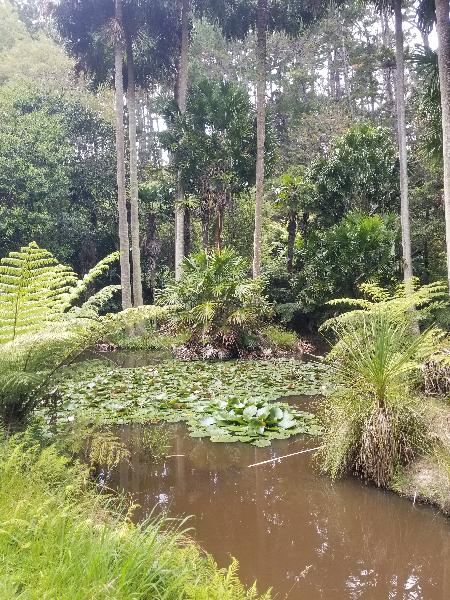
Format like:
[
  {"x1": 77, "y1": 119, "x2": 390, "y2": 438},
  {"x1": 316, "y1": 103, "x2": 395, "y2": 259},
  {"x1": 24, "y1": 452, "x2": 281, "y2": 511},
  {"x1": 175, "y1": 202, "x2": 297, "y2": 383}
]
[
  {"x1": 0, "y1": 305, "x2": 164, "y2": 423},
  {"x1": 320, "y1": 279, "x2": 448, "y2": 332},
  {"x1": 0, "y1": 242, "x2": 165, "y2": 422},
  {"x1": 0, "y1": 243, "x2": 120, "y2": 343},
  {"x1": 0, "y1": 242, "x2": 76, "y2": 343}
]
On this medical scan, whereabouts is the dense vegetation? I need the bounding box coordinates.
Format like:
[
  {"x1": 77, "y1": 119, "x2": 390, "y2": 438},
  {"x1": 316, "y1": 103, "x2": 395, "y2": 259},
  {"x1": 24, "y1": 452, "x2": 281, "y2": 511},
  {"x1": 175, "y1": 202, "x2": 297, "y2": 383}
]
[{"x1": 0, "y1": 0, "x2": 449, "y2": 596}]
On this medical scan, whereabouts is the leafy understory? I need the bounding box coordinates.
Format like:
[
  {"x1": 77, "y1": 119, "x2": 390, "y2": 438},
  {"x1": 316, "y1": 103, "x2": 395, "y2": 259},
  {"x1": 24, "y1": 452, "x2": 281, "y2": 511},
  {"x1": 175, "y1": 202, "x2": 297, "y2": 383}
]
[{"x1": 49, "y1": 359, "x2": 326, "y2": 446}]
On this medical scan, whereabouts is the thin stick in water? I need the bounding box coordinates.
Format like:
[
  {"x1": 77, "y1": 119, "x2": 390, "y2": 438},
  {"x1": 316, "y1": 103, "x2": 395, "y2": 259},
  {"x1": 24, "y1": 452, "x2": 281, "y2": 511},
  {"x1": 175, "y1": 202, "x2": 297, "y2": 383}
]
[{"x1": 247, "y1": 446, "x2": 322, "y2": 468}]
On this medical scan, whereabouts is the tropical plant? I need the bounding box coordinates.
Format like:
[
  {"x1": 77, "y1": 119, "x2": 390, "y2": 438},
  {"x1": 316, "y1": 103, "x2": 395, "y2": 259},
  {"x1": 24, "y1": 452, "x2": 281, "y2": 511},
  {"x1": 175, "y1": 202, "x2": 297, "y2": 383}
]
[
  {"x1": 318, "y1": 281, "x2": 446, "y2": 487},
  {"x1": 161, "y1": 78, "x2": 260, "y2": 251},
  {"x1": 412, "y1": 47, "x2": 443, "y2": 163},
  {"x1": 320, "y1": 279, "x2": 448, "y2": 332},
  {"x1": 309, "y1": 123, "x2": 399, "y2": 225},
  {"x1": 0, "y1": 242, "x2": 160, "y2": 423},
  {"x1": 156, "y1": 248, "x2": 271, "y2": 357},
  {"x1": 294, "y1": 212, "x2": 398, "y2": 321},
  {"x1": 0, "y1": 242, "x2": 120, "y2": 343},
  {"x1": 271, "y1": 169, "x2": 315, "y2": 273}
]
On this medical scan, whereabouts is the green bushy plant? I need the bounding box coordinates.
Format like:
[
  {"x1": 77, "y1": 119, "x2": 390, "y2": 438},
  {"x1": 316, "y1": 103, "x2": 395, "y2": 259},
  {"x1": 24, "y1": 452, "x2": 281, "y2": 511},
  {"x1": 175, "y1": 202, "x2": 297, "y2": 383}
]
[
  {"x1": 321, "y1": 279, "x2": 448, "y2": 332},
  {"x1": 0, "y1": 242, "x2": 161, "y2": 423},
  {"x1": 156, "y1": 249, "x2": 271, "y2": 358},
  {"x1": 318, "y1": 282, "x2": 445, "y2": 487},
  {"x1": 295, "y1": 213, "x2": 398, "y2": 321}
]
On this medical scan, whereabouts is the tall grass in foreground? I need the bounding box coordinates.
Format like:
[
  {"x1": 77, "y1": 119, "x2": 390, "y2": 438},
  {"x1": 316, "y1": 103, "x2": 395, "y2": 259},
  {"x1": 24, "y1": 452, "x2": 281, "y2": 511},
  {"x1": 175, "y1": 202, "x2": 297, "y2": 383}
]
[
  {"x1": 319, "y1": 312, "x2": 438, "y2": 487},
  {"x1": 0, "y1": 434, "x2": 269, "y2": 600}
]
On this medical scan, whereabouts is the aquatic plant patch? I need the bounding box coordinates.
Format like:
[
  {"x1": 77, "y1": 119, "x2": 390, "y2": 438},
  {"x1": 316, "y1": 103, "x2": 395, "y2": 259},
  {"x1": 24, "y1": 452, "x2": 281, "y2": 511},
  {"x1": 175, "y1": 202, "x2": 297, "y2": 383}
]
[{"x1": 48, "y1": 359, "x2": 326, "y2": 446}]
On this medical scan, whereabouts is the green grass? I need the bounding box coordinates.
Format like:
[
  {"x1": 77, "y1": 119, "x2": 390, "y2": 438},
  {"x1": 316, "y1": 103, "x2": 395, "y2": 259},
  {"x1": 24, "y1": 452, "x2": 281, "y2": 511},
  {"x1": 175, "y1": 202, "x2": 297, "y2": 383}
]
[
  {"x1": 261, "y1": 325, "x2": 299, "y2": 350},
  {"x1": 108, "y1": 328, "x2": 189, "y2": 351},
  {"x1": 0, "y1": 433, "x2": 270, "y2": 599}
]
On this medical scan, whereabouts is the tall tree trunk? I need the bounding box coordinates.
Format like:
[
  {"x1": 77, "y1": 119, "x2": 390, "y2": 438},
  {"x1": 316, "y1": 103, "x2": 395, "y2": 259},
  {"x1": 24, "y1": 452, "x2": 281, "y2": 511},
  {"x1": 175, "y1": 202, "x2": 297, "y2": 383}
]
[
  {"x1": 114, "y1": 0, "x2": 132, "y2": 309},
  {"x1": 175, "y1": 0, "x2": 190, "y2": 280},
  {"x1": 184, "y1": 207, "x2": 191, "y2": 256},
  {"x1": 126, "y1": 37, "x2": 143, "y2": 308},
  {"x1": 286, "y1": 213, "x2": 296, "y2": 274},
  {"x1": 201, "y1": 203, "x2": 210, "y2": 250},
  {"x1": 394, "y1": 0, "x2": 414, "y2": 284},
  {"x1": 215, "y1": 202, "x2": 224, "y2": 251},
  {"x1": 252, "y1": 0, "x2": 267, "y2": 278},
  {"x1": 145, "y1": 210, "x2": 158, "y2": 303},
  {"x1": 435, "y1": 0, "x2": 450, "y2": 291}
]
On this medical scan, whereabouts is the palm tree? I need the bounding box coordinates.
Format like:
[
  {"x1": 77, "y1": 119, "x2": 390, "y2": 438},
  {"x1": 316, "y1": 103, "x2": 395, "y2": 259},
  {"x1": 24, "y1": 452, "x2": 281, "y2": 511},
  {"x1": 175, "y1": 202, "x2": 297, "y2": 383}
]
[
  {"x1": 252, "y1": 0, "x2": 268, "y2": 278},
  {"x1": 114, "y1": 0, "x2": 132, "y2": 308},
  {"x1": 435, "y1": 0, "x2": 450, "y2": 290},
  {"x1": 175, "y1": 0, "x2": 190, "y2": 281}
]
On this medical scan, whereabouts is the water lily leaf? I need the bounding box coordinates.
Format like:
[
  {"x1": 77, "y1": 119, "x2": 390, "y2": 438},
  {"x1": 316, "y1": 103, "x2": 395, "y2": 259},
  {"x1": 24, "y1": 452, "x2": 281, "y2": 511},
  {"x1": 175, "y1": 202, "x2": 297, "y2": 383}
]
[{"x1": 46, "y1": 357, "x2": 326, "y2": 447}]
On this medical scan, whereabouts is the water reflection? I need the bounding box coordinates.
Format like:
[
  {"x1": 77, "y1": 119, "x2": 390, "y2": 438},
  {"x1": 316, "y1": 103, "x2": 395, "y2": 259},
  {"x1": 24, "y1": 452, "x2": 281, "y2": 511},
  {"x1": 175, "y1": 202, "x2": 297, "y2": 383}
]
[{"x1": 107, "y1": 424, "x2": 450, "y2": 599}]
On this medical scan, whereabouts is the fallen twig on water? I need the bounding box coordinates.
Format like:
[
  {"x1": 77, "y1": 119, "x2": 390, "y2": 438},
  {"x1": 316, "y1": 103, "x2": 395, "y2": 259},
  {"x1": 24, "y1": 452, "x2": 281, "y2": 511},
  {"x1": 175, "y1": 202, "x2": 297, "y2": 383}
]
[{"x1": 247, "y1": 446, "x2": 323, "y2": 468}]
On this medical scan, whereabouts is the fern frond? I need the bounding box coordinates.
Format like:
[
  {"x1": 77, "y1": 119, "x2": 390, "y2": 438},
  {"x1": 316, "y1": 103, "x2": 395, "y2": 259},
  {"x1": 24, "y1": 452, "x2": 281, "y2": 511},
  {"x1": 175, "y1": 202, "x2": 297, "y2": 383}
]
[
  {"x1": 0, "y1": 304, "x2": 166, "y2": 422},
  {"x1": 321, "y1": 280, "x2": 448, "y2": 332},
  {"x1": 62, "y1": 252, "x2": 120, "y2": 308},
  {"x1": 66, "y1": 285, "x2": 121, "y2": 320},
  {"x1": 0, "y1": 244, "x2": 120, "y2": 343},
  {"x1": 0, "y1": 242, "x2": 77, "y2": 343}
]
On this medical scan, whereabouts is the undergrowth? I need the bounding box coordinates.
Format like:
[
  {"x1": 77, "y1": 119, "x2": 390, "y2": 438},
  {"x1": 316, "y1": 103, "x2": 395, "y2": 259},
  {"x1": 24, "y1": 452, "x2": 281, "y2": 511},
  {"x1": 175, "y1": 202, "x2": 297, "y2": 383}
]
[{"x1": 0, "y1": 432, "x2": 270, "y2": 599}]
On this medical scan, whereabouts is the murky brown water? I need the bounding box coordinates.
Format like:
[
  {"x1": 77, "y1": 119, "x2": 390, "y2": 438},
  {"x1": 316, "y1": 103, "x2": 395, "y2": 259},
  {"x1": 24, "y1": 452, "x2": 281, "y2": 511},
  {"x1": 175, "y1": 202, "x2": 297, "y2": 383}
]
[{"x1": 107, "y1": 423, "x2": 450, "y2": 599}]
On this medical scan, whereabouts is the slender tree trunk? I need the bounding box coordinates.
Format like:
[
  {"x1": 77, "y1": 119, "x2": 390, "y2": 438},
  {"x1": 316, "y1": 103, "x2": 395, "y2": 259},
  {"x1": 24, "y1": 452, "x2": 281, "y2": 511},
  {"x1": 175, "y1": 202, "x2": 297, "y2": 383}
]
[
  {"x1": 126, "y1": 37, "x2": 143, "y2": 308},
  {"x1": 394, "y1": 0, "x2": 414, "y2": 284},
  {"x1": 114, "y1": 0, "x2": 132, "y2": 309},
  {"x1": 287, "y1": 213, "x2": 296, "y2": 274},
  {"x1": 435, "y1": 0, "x2": 450, "y2": 291},
  {"x1": 145, "y1": 210, "x2": 157, "y2": 303},
  {"x1": 215, "y1": 202, "x2": 224, "y2": 251},
  {"x1": 175, "y1": 0, "x2": 190, "y2": 280},
  {"x1": 184, "y1": 207, "x2": 191, "y2": 256},
  {"x1": 252, "y1": 0, "x2": 267, "y2": 278},
  {"x1": 201, "y1": 204, "x2": 210, "y2": 250},
  {"x1": 381, "y1": 13, "x2": 395, "y2": 123}
]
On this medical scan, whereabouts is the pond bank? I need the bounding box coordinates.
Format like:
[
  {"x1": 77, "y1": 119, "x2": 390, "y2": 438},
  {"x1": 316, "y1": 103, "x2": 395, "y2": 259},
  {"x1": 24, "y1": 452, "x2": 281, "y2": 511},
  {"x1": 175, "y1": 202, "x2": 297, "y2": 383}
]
[{"x1": 393, "y1": 397, "x2": 450, "y2": 515}]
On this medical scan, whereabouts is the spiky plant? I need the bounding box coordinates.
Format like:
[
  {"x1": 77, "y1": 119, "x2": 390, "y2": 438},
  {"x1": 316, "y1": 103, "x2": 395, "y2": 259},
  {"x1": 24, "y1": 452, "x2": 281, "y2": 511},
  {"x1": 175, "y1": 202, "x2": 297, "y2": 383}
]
[
  {"x1": 319, "y1": 297, "x2": 442, "y2": 487},
  {"x1": 156, "y1": 249, "x2": 271, "y2": 357}
]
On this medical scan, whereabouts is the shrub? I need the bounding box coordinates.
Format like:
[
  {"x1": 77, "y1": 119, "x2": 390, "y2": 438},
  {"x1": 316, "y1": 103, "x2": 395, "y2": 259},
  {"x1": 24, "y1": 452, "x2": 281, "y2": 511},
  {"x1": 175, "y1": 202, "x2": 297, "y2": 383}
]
[
  {"x1": 319, "y1": 310, "x2": 439, "y2": 487},
  {"x1": 156, "y1": 249, "x2": 271, "y2": 358},
  {"x1": 262, "y1": 325, "x2": 299, "y2": 350}
]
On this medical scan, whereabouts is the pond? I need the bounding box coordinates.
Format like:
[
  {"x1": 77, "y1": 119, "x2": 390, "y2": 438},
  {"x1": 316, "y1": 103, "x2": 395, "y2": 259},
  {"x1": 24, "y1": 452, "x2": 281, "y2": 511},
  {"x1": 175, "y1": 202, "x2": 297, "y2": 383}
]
[{"x1": 106, "y1": 421, "x2": 450, "y2": 600}]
